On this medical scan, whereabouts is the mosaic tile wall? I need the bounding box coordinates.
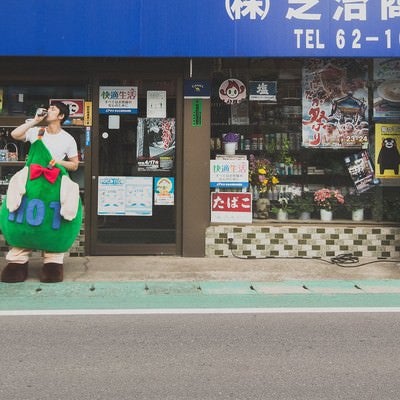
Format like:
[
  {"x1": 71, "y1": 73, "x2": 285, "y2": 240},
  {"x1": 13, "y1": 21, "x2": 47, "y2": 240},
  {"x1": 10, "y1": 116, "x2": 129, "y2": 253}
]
[{"x1": 206, "y1": 224, "x2": 400, "y2": 259}]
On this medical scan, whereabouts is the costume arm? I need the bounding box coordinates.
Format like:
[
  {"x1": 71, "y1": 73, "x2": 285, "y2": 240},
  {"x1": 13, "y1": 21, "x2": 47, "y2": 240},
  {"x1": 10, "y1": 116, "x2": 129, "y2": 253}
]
[
  {"x1": 6, "y1": 167, "x2": 28, "y2": 212},
  {"x1": 60, "y1": 175, "x2": 80, "y2": 220}
]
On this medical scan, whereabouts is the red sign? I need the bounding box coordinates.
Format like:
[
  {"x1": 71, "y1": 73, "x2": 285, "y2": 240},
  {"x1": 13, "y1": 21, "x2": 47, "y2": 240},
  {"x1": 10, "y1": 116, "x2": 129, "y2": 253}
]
[
  {"x1": 50, "y1": 99, "x2": 85, "y2": 117},
  {"x1": 211, "y1": 192, "x2": 252, "y2": 223}
]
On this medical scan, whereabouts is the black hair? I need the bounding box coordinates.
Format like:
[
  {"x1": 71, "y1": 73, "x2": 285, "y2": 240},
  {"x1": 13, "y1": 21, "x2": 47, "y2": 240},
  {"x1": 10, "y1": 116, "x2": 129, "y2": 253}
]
[{"x1": 52, "y1": 101, "x2": 70, "y2": 124}]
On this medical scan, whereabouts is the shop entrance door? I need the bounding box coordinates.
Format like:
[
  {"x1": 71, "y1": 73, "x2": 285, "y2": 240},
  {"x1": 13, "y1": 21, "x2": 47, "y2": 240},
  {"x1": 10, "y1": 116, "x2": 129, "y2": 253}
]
[{"x1": 90, "y1": 78, "x2": 180, "y2": 255}]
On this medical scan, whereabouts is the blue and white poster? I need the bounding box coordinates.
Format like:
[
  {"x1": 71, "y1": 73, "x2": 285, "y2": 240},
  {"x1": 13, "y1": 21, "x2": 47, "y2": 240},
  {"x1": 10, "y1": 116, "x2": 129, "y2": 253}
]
[{"x1": 98, "y1": 176, "x2": 153, "y2": 216}]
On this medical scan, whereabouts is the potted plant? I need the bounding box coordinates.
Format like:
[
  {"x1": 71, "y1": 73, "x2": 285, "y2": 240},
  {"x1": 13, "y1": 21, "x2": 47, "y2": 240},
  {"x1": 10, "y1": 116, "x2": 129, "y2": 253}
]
[
  {"x1": 313, "y1": 188, "x2": 345, "y2": 221},
  {"x1": 291, "y1": 192, "x2": 315, "y2": 219},
  {"x1": 383, "y1": 196, "x2": 400, "y2": 222},
  {"x1": 345, "y1": 192, "x2": 369, "y2": 221},
  {"x1": 248, "y1": 154, "x2": 279, "y2": 199},
  {"x1": 222, "y1": 132, "x2": 240, "y2": 155},
  {"x1": 271, "y1": 197, "x2": 296, "y2": 220}
]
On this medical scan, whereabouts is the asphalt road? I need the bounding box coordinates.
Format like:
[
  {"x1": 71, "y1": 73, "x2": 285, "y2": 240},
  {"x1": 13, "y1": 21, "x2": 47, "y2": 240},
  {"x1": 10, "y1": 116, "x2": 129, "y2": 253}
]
[{"x1": 1, "y1": 312, "x2": 400, "y2": 400}]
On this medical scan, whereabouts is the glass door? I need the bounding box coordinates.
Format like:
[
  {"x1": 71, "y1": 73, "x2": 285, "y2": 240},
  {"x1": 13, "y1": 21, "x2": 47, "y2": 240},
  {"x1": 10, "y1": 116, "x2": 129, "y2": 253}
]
[{"x1": 91, "y1": 79, "x2": 178, "y2": 255}]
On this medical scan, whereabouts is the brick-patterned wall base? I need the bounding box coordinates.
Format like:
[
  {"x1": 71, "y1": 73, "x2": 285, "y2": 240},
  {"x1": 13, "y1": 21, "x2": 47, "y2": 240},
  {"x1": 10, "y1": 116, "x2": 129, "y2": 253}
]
[
  {"x1": 206, "y1": 224, "x2": 400, "y2": 258},
  {"x1": 0, "y1": 222, "x2": 85, "y2": 257}
]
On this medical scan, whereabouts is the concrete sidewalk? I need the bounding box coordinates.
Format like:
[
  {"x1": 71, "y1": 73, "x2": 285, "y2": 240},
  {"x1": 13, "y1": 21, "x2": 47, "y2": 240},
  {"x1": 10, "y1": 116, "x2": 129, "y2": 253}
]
[
  {"x1": 12, "y1": 254, "x2": 400, "y2": 283},
  {"x1": 2, "y1": 255, "x2": 400, "y2": 312}
]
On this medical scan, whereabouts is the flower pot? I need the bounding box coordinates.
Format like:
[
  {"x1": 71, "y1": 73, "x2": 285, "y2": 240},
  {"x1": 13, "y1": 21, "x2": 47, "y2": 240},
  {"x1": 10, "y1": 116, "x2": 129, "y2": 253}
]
[
  {"x1": 224, "y1": 142, "x2": 236, "y2": 155},
  {"x1": 255, "y1": 198, "x2": 270, "y2": 219},
  {"x1": 352, "y1": 208, "x2": 364, "y2": 221},
  {"x1": 320, "y1": 209, "x2": 333, "y2": 221},
  {"x1": 277, "y1": 209, "x2": 288, "y2": 221},
  {"x1": 299, "y1": 211, "x2": 311, "y2": 220}
]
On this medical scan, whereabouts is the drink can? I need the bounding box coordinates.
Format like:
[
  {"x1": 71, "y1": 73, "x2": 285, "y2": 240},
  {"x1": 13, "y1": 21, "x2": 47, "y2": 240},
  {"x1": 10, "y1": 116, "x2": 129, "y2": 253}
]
[{"x1": 36, "y1": 108, "x2": 48, "y2": 117}]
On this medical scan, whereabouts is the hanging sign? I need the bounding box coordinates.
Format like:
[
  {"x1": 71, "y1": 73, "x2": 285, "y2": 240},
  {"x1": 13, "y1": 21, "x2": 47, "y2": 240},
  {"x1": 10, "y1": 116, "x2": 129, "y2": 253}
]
[
  {"x1": 249, "y1": 81, "x2": 277, "y2": 102},
  {"x1": 344, "y1": 151, "x2": 375, "y2": 193},
  {"x1": 99, "y1": 86, "x2": 138, "y2": 114},
  {"x1": 84, "y1": 101, "x2": 92, "y2": 126},
  {"x1": 219, "y1": 79, "x2": 246, "y2": 104},
  {"x1": 184, "y1": 80, "x2": 211, "y2": 99},
  {"x1": 192, "y1": 99, "x2": 202, "y2": 127}
]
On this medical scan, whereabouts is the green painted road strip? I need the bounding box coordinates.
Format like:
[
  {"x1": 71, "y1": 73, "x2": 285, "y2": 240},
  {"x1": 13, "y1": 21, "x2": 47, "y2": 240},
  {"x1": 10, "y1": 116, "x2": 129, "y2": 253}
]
[{"x1": 1, "y1": 280, "x2": 400, "y2": 311}]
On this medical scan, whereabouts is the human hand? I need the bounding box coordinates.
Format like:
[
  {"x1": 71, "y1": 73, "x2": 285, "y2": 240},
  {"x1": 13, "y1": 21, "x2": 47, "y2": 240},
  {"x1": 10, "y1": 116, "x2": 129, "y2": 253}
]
[{"x1": 34, "y1": 108, "x2": 48, "y2": 124}]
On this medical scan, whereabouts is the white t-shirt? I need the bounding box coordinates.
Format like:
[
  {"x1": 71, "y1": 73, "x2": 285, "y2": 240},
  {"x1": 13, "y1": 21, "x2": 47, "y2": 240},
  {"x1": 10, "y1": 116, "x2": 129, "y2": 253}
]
[{"x1": 25, "y1": 127, "x2": 78, "y2": 161}]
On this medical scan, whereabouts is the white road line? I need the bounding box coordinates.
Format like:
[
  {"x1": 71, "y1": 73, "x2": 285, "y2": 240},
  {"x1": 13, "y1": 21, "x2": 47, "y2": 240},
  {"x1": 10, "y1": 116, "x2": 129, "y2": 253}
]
[{"x1": 2, "y1": 307, "x2": 400, "y2": 316}]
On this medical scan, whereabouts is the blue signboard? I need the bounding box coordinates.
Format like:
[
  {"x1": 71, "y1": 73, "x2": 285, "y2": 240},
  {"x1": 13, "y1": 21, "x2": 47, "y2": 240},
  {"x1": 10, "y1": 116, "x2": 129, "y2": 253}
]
[
  {"x1": 0, "y1": 1, "x2": 399, "y2": 58},
  {"x1": 184, "y1": 80, "x2": 211, "y2": 99}
]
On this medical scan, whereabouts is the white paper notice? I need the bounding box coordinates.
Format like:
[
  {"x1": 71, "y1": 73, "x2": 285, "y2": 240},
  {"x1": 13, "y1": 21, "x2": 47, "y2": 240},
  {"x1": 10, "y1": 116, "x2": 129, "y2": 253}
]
[
  {"x1": 108, "y1": 115, "x2": 120, "y2": 129},
  {"x1": 147, "y1": 91, "x2": 166, "y2": 118}
]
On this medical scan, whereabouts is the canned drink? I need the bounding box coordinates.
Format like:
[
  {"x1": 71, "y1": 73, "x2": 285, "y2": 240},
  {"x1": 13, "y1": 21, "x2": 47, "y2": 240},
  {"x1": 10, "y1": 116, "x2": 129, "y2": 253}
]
[{"x1": 36, "y1": 108, "x2": 48, "y2": 117}]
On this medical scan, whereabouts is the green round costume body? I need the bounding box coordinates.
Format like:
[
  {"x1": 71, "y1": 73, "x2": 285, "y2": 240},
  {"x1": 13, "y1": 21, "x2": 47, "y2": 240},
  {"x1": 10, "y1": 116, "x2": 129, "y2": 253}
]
[{"x1": 0, "y1": 138, "x2": 82, "y2": 252}]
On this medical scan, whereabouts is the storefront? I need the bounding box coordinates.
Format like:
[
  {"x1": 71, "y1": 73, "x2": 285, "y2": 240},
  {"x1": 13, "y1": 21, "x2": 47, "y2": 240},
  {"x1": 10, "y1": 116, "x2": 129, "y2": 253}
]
[{"x1": 0, "y1": 2, "x2": 399, "y2": 258}]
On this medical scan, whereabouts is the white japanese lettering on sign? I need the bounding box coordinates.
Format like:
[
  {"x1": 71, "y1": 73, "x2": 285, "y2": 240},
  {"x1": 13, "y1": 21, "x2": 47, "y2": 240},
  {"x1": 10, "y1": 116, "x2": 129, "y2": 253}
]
[
  {"x1": 225, "y1": 0, "x2": 270, "y2": 20},
  {"x1": 286, "y1": 0, "x2": 321, "y2": 20},
  {"x1": 225, "y1": 1, "x2": 400, "y2": 52},
  {"x1": 381, "y1": 0, "x2": 400, "y2": 20},
  {"x1": 333, "y1": 0, "x2": 367, "y2": 22}
]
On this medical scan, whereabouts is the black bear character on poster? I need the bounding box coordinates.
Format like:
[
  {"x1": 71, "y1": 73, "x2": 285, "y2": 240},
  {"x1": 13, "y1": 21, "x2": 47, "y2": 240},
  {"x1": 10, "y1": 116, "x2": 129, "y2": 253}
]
[{"x1": 377, "y1": 137, "x2": 400, "y2": 175}]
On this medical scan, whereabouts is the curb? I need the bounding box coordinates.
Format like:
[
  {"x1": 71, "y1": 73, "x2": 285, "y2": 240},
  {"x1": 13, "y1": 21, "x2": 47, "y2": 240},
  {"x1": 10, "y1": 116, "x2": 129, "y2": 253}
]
[{"x1": 2, "y1": 280, "x2": 400, "y2": 311}]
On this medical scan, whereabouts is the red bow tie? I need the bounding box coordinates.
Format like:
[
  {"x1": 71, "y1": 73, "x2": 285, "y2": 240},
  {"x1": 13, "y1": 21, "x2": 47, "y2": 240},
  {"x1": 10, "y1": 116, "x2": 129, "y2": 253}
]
[{"x1": 30, "y1": 164, "x2": 60, "y2": 184}]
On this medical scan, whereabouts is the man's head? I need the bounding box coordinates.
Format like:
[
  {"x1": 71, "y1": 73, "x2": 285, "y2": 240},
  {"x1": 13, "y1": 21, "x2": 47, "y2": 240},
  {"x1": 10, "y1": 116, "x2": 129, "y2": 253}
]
[{"x1": 49, "y1": 101, "x2": 70, "y2": 124}]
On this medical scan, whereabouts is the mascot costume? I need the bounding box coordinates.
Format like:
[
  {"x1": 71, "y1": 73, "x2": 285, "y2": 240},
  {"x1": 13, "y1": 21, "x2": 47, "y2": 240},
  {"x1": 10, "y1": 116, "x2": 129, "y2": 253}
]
[{"x1": 0, "y1": 128, "x2": 82, "y2": 277}]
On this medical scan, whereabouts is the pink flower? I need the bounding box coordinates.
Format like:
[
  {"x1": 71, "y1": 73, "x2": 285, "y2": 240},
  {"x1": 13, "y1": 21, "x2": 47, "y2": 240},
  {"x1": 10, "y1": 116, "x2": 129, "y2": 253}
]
[{"x1": 314, "y1": 188, "x2": 345, "y2": 211}]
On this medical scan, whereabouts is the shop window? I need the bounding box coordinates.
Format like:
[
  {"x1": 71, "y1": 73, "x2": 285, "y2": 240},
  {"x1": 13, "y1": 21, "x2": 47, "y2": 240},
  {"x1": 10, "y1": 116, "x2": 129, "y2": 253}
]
[{"x1": 210, "y1": 58, "x2": 400, "y2": 223}]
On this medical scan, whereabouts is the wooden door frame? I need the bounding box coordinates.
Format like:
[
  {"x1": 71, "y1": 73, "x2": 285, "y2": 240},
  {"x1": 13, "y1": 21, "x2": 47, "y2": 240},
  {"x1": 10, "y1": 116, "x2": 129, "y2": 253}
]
[{"x1": 88, "y1": 71, "x2": 183, "y2": 256}]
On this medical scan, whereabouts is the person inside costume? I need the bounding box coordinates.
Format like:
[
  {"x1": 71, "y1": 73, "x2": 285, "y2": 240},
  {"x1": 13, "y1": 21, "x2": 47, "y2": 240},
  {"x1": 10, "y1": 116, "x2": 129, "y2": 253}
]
[{"x1": 0, "y1": 101, "x2": 82, "y2": 283}]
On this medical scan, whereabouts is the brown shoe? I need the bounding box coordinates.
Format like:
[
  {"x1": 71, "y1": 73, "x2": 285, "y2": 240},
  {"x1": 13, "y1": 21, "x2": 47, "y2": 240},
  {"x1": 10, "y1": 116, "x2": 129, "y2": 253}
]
[
  {"x1": 1, "y1": 262, "x2": 29, "y2": 283},
  {"x1": 40, "y1": 263, "x2": 63, "y2": 283}
]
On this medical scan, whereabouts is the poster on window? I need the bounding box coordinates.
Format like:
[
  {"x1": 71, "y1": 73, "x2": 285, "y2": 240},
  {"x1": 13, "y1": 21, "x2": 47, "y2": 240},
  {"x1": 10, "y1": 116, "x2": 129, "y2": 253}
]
[
  {"x1": 375, "y1": 124, "x2": 400, "y2": 179},
  {"x1": 373, "y1": 59, "x2": 400, "y2": 120},
  {"x1": 98, "y1": 176, "x2": 153, "y2": 216},
  {"x1": 99, "y1": 86, "x2": 138, "y2": 114},
  {"x1": 147, "y1": 91, "x2": 166, "y2": 118},
  {"x1": 302, "y1": 59, "x2": 369, "y2": 149},
  {"x1": 344, "y1": 151, "x2": 375, "y2": 193},
  {"x1": 154, "y1": 177, "x2": 174, "y2": 205},
  {"x1": 136, "y1": 118, "x2": 175, "y2": 171}
]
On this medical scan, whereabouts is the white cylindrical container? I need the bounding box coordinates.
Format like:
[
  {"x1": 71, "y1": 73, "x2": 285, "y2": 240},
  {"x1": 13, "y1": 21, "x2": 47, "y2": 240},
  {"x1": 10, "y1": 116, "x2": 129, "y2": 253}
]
[{"x1": 224, "y1": 142, "x2": 236, "y2": 155}]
